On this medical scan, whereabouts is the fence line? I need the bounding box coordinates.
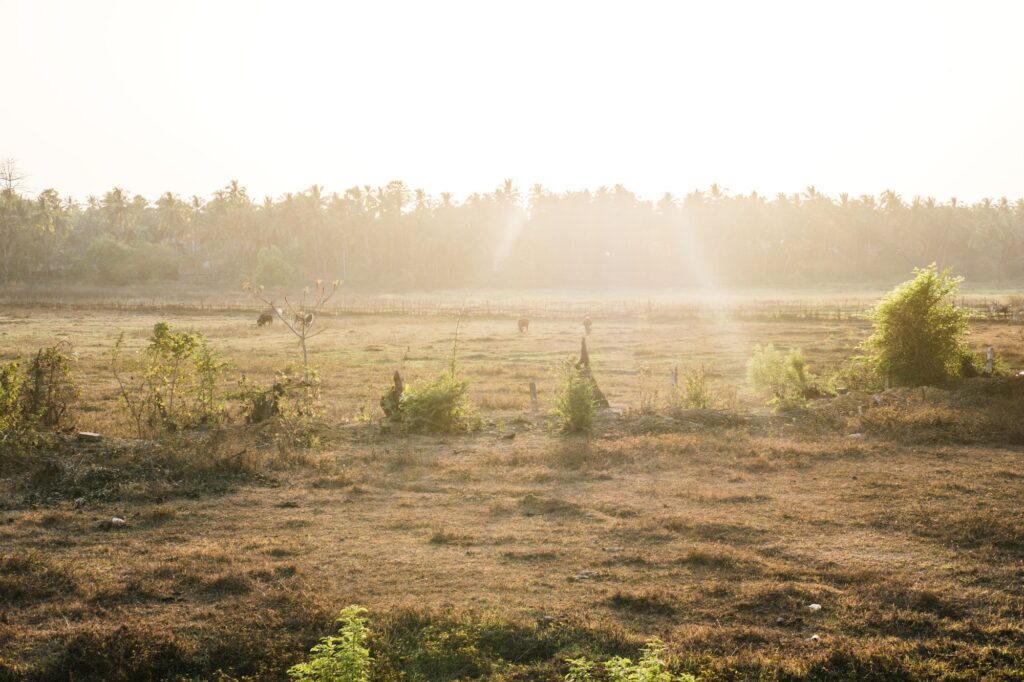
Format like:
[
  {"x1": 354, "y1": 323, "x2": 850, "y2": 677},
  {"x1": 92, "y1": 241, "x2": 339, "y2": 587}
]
[{"x1": 1, "y1": 294, "x2": 1018, "y2": 323}]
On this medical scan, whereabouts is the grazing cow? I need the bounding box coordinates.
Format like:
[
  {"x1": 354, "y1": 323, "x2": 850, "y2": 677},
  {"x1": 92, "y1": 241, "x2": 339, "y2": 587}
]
[
  {"x1": 518, "y1": 317, "x2": 530, "y2": 333},
  {"x1": 257, "y1": 311, "x2": 273, "y2": 327},
  {"x1": 583, "y1": 317, "x2": 592, "y2": 335}
]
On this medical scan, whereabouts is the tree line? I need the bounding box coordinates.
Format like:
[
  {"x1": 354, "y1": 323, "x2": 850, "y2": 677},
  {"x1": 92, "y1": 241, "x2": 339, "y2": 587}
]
[{"x1": 2, "y1": 162, "x2": 1023, "y2": 289}]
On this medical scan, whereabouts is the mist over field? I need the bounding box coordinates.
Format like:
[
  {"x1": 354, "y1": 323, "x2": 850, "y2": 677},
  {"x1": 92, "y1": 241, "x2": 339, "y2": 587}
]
[{"x1": 3, "y1": 2, "x2": 1024, "y2": 681}]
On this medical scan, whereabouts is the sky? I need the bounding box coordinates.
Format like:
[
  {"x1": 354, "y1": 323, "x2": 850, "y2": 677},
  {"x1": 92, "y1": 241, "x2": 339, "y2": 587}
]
[{"x1": 3, "y1": 0, "x2": 1024, "y2": 203}]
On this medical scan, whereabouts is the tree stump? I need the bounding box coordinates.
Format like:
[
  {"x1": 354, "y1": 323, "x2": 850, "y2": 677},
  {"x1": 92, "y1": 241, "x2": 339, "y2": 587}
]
[
  {"x1": 380, "y1": 370, "x2": 405, "y2": 419},
  {"x1": 575, "y1": 337, "x2": 609, "y2": 407}
]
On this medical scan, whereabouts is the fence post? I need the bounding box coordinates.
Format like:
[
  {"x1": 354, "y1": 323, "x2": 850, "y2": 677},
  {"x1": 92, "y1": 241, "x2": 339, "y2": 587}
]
[{"x1": 529, "y1": 382, "x2": 539, "y2": 413}]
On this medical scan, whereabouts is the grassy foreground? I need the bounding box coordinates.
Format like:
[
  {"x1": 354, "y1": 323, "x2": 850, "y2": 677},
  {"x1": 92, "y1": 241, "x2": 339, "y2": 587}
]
[{"x1": 1, "y1": 308, "x2": 1022, "y2": 680}]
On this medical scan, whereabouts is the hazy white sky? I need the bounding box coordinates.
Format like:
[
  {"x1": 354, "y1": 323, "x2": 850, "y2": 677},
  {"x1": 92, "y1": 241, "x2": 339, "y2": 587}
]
[{"x1": 3, "y1": 0, "x2": 1023, "y2": 202}]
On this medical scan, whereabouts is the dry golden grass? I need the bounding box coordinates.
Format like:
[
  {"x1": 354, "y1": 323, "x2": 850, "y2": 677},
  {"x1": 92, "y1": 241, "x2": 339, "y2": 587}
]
[{"x1": 1, "y1": 306, "x2": 1022, "y2": 680}]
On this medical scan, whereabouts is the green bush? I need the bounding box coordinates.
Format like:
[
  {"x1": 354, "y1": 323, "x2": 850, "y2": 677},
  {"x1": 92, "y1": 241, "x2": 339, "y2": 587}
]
[
  {"x1": 288, "y1": 606, "x2": 372, "y2": 682},
  {"x1": 0, "y1": 361, "x2": 27, "y2": 438},
  {"x1": 111, "y1": 322, "x2": 226, "y2": 437},
  {"x1": 680, "y1": 364, "x2": 711, "y2": 409},
  {"x1": 553, "y1": 359, "x2": 596, "y2": 433},
  {"x1": 746, "y1": 344, "x2": 812, "y2": 411},
  {"x1": 395, "y1": 372, "x2": 477, "y2": 434},
  {"x1": 20, "y1": 343, "x2": 79, "y2": 430},
  {"x1": 274, "y1": 364, "x2": 324, "y2": 449},
  {"x1": 864, "y1": 264, "x2": 970, "y2": 386},
  {"x1": 0, "y1": 343, "x2": 79, "y2": 441}
]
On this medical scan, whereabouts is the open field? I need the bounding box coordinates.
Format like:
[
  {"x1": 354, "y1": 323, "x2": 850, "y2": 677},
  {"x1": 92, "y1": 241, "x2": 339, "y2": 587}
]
[{"x1": 1, "y1": 307, "x2": 1023, "y2": 680}]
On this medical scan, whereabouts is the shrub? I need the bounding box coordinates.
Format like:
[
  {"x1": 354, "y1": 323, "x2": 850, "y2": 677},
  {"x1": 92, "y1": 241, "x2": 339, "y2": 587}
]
[
  {"x1": 20, "y1": 342, "x2": 79, "y2": 430},
  {"x1": 275, "y1": 365, "x2": 324, "y2": 448},
  {"x1": 746, "y1": 344, "x2": 812, "y2": 411},
  {"x1": 864, "y1": 264, "x2": 970, "y2": 386},
  {"x1": 288, "y1": 606, "x2": 372, "y2": 682},
  {"x1": 553, "y1": 359, "x2": 596, "y2": 433},
  {"x1": 680, "y1": 364, "x2": 711, "y2": 409},
  {"x1": 397, "y1": 372, "x2": 476, "y2": 434},
  {"x1": 0, "y1": 361, "x2": 27, "y2": 438},
  {"x1": 111, "y1": 322, "x2": 225, "y2": 437}
]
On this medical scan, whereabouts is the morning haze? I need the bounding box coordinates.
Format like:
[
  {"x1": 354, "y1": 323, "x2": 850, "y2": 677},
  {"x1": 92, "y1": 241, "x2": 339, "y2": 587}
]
[{"x1": 2, "y1": 2, "x2": 1023, "y2": 681}]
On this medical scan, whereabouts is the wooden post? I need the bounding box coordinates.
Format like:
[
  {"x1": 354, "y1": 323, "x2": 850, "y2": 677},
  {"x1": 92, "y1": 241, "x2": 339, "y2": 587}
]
[
  {"x1": 529, "y1": 382, "x2": 539, "y2": 413},
  {"x1": 986, "y1": 346, "x2": 994, "y2": 374}
]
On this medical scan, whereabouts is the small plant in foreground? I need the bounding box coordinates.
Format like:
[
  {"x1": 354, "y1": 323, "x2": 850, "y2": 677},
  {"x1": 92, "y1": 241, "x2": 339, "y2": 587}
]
[
  {"x1": 288, "y1": 606, "x2": 372, "y2": 682},
  {"x1": 565, "y1": 639, "x2": 695, "y2": 681},
  {"x1": 864, "y1": 264, "x2": 970, "y2": 386},
  {"x1": 553, "y1": 358, "x2": 596, "y2": 433}
]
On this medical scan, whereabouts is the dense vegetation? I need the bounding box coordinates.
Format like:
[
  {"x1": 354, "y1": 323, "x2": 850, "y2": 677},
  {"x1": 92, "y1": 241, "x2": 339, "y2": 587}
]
[{"x1": 3, "y1": 160, "x2": 1024, "y2": 288}]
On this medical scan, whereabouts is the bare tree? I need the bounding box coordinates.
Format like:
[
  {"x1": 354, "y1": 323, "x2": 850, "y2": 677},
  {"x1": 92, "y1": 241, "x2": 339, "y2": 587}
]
[
  {"x1": 0, "y1": 159, "x2": 25, "y2": 194},
  {"x1": 244, "y1": 279, "x2": 341, "y2": 381}
]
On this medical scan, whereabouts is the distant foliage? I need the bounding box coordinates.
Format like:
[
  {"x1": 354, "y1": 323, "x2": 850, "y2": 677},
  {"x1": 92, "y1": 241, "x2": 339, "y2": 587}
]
[
  {"x1": 288, "y1": 606, "x2": 372, "y2": 682},
  {"x1": 565, "y1": 640, "x2": 695, "y2": 682},
  {"x1": 254, "y1": 245, "x2": 294, "y2": 285},
  {"x1": 747, "y1": 344, "x2": 813, "y2": 411},
  {"x1": 3, "y1": 162, "x2": 1024, "y2": 287},
  {"x1": 84, "y1": 236, "x2": 178, "y2": 283},
  {"x1": 553, "y1": 359, "x2": 597, "y2": 433},
  {"x1": 864, "y1": 265, "x2": 971, "y2": 386}
]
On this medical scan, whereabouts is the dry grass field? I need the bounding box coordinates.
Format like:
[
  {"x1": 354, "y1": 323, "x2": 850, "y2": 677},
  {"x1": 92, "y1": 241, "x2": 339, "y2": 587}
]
[{"x1": 1, "y1": 306, "x2": 1023, "y2": 680}]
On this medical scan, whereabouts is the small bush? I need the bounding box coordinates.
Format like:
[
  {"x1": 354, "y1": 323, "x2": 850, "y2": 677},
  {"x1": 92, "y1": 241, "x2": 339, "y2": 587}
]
[
  {"x1": 864, "y1": 264, "x2": 970, "y2": 386},
  {"x1": 288, "y1": 606, "x2": 372, "y2": 682},
  {"x1": 275, "y1": 365, "x2": 324, "y2": 449},
  {"x1": 111, "y1": 322, "x2": 226, "y2": 437},
  {"x1": 679, "y1": 364, "x2": 711, "y2": 409},
  {"x1": 20, "y1": 342, "x2": 79, "y2": 430},
  {"x1": 0, "y1": 361, "x2": 28, "y2": 438},
  {"x1": 397, "y1": 372, "x2": 477, "y2": 434},
  {"x1": 746, "y1": 344, "x2": 813, "y2": 411},
  {"x1": 553, "y1": 359, "x2": 596, "y2": 433}
]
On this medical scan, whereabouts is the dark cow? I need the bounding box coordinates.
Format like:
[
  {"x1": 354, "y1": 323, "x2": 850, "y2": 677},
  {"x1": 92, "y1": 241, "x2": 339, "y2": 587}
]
[
  {"x1": 518, "y1": 317, "x2": 530, "y2": 333},
  {"x1": 257, "y1": 311, "x2": 274, "y2": 327}
]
